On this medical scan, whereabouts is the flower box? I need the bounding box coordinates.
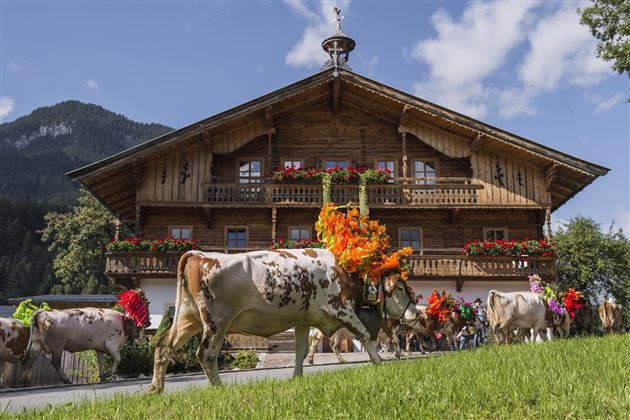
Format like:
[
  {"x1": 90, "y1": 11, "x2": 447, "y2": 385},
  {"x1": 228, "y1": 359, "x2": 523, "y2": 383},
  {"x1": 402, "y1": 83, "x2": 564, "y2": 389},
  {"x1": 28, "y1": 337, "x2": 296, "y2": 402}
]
[
  {"x1": 270, "y1": 167, "x2": 390, "y2": 185},
  {"x1": 463, "y1": 238, "x2": 555, "y2": 257}
]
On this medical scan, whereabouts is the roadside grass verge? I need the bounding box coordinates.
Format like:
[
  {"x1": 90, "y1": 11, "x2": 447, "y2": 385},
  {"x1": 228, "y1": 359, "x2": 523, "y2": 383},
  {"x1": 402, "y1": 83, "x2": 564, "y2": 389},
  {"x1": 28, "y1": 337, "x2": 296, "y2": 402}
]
[{"x1": 9, "y1": 334, "x2": 630, "y2": 419}]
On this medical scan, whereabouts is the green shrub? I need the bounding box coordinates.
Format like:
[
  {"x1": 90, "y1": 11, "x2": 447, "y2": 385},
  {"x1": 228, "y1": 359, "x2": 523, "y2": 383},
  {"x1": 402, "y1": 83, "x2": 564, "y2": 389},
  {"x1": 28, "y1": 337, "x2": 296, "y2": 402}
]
[
  {"x1": 117, "y1": 340, "x2": 155, "y2": 376},
  {"x1": 230, "y1": 350, "x2": 258, "y2": 370}
]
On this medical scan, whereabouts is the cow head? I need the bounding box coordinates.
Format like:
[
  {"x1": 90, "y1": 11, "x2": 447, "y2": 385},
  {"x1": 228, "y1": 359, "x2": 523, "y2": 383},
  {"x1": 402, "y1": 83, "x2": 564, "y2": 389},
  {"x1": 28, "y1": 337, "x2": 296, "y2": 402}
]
[{"x1": 382, "y1": 274, "x2": 419, "y2": 325}]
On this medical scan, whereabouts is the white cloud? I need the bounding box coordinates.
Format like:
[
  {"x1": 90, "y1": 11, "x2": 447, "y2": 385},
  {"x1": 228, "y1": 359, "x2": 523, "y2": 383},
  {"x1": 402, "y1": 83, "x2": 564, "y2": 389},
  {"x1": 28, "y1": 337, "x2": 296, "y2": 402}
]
[
  {"x1": 408, "y1": 1, "x2": 614, "y2": 120},
  {"x1": 284, "y1": 0, "x2": 351, "y2": 68},
  {"x1": 86, "y1": 79, "x2": 101, "y2": 91},
  {"x1": 8, "y1": 61, "x2": 21, "y2": 72},
  {"x1": 0, "y1": 96, "x2": 15, "y2": 120},
  {"x1": 519, "y1": 3, "x2": 609, "y2": 92},
  {"x1": 410, "y1": 1, "x2": 538, "y2": 118},
  {"x1": 586, "y1": 92, "x2": 625, "y2": 115}
]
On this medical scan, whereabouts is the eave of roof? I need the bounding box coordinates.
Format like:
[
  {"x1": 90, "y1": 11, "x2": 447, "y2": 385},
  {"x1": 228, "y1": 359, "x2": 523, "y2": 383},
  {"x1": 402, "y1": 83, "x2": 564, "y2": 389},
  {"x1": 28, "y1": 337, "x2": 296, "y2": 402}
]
[
  {"x1": 67, "y1": 69, "x2": 334, "y2": 180},
  {"x1": 68, "y1": 67, "x2": 609, "y2": 182}
]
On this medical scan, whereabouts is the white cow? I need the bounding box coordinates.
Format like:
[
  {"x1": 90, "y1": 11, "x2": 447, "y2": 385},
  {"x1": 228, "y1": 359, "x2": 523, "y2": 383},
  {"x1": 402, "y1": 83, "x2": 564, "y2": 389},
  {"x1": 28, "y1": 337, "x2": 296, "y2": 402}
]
[
  {"x1": 26, "y1": 308, "x2": 136, "y2": 384},
  {"x1": 487, "y1": 290, "x2": 548, "y2": 344},
  {"x1": 149, "y1": 249, "x2": 418, "y2": 394}
]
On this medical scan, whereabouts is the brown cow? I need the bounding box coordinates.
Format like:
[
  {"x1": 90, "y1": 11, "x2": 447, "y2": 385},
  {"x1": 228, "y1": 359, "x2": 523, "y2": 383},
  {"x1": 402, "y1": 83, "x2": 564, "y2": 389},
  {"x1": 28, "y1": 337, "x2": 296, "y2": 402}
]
[
  {"x1": 598, "y1": 300, "x2": 624, "y2": 333},
  {"x1": 0, "y1": 318, "x2": 34, "y2": 386},
  {"x1": 149, "y1": 249, "x2": 418, "y2": 393}
]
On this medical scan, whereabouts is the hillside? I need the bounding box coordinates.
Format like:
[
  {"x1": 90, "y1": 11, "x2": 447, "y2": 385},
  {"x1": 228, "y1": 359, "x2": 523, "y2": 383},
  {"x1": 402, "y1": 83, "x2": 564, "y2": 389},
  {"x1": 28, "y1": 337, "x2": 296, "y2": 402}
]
[
  {"x1": 0, "y1": 101, "x2": 173, "y2": 299},
  {"x1": 0, "y1": 100, "x2": 173, "y2": 204}
]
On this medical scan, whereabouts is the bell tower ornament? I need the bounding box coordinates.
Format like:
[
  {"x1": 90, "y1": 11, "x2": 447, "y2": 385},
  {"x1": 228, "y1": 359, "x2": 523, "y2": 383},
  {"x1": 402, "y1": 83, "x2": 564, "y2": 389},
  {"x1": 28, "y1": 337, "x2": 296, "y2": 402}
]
[{"x1": 321, "y1": 6, "x2": 356, "y2": 75}]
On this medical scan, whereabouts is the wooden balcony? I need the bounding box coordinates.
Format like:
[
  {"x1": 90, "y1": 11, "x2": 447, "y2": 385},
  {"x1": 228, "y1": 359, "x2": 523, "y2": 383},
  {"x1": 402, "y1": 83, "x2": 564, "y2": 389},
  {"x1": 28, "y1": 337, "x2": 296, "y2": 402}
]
[
  {"x1": 105, "y1": 251, "x2": 555, "y2": 283},
  {"x1": 204, "y1": 177, "x2": 480, "y2": 208},
  {"x1": 409, "y1": 255, "x2": 556, "y2": 281},
  {"x1": 105, "y1": 252, "x2": 181, "y2": 279}
]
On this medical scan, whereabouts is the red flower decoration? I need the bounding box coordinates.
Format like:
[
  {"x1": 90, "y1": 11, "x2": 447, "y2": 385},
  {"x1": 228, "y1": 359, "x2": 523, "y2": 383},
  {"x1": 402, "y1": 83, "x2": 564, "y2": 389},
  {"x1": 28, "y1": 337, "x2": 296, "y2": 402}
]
[{"x1": 117, "y1": 289, "x2": 150, "y2": 328}]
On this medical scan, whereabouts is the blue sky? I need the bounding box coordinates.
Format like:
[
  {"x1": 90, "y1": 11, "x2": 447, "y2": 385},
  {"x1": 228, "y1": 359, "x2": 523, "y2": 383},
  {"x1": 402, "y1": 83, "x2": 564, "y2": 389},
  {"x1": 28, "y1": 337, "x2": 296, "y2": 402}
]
[{"x1": 1, "y1": 1, "x2": 628, "y2": 233}]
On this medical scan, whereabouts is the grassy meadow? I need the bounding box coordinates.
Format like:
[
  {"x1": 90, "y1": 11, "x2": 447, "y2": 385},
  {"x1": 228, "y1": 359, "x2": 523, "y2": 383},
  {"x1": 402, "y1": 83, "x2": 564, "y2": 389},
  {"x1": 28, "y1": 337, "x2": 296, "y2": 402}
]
[{"x1": 8, "y1": 334, "x2": 630, "y2": 419}]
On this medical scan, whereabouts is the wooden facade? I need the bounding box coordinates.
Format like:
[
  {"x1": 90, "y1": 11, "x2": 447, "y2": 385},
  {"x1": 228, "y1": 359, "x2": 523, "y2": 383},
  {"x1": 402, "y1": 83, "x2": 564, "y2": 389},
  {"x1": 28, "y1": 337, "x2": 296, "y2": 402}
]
[{"x1": 68, "y1": 67, "x2": 608, "y2": 298}]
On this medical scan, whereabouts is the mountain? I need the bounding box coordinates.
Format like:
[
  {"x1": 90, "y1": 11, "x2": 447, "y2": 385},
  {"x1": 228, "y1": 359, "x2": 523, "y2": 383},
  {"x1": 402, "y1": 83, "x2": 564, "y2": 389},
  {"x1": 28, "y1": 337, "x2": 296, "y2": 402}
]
[
  {"x1": 0, "y1": 100, "x2": 173, "y2": 204},
  {"x1": 0, "y1": 101, "x2": 173, "y2": 300}
]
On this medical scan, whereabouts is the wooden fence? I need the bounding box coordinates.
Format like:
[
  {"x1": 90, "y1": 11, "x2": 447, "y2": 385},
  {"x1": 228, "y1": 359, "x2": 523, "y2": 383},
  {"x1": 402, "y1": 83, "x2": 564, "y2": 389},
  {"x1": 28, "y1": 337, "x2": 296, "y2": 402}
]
[{"x1": 1, "y1": 351, "x2": 95, "y2": 389}]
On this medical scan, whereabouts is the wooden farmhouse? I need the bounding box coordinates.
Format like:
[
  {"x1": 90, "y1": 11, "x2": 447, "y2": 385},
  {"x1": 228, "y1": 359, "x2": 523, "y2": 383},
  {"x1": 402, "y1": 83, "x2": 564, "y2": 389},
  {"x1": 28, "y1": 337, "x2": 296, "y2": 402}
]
[{"x1": 68, "y1": 17, "x2": 608, "y2": 342}]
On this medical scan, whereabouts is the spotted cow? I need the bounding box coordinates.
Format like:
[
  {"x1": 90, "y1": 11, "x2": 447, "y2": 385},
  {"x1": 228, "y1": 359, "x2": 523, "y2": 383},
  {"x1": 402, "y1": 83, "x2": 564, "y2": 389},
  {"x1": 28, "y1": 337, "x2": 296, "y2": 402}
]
[
  {"x1": 149, "y1": 249, "x2": 418, "y2": 394},
  {"x1": 0, "y1": 318, "x2": 33, "y2": 386},
  {"x1": 25, "y1": 308, "x2": 136, "y2": 384}
]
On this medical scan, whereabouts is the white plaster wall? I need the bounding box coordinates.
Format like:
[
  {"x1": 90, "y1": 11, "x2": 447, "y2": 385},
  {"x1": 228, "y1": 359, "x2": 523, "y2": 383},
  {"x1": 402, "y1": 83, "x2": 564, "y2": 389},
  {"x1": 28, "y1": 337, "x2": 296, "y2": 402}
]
[
  {"x1": 408, "y1": 280, "x2": 529, "y2": 305},
  {"x1": 139, "y1": 278, "x2": 178, "y2": 329}
]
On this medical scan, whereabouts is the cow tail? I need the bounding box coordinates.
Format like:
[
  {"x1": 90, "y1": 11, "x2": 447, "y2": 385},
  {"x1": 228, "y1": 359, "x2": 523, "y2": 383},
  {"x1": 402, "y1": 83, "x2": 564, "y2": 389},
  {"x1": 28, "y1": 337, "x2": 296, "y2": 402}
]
[
  {"x1": 166, "y1": 251, "x2": 197, "y2": 348},
  {"x1": 23, "y1": 309, "x2": 43, "y2": 362}
]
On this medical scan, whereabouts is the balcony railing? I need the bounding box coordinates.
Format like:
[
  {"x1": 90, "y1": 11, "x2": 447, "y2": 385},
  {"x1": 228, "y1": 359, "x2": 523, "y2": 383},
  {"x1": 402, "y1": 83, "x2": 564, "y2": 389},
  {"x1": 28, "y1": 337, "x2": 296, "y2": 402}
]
[
  {"x1": 409, "y1": 255, "x2": 556, "y2": 280},
  {"x1": 204, "y1": 177, "x2": 480, "y2": 208},
  {"x1": 105, "y1": 251, "x2": 554, "y2": 281}
]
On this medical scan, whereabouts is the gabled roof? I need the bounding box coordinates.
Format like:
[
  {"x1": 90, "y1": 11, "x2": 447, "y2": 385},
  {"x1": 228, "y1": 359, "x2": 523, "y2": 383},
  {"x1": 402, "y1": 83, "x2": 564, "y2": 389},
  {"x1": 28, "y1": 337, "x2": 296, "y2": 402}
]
[{"x1": 68, "y1": 67, "x2": 609, "y2": 219}]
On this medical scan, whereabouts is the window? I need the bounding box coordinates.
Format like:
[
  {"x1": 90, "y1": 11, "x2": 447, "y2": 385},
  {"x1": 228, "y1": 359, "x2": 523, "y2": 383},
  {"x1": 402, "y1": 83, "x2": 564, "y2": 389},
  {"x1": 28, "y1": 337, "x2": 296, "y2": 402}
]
[
  {"x1": 283, "y1": 160, "x2": 302, "y2": 169},
  {"x1": 483, "y1": 228, "x2": 508, "y2": 241},
  {"x1": 414, "y1": 160, "x2": 436, "y2": 185},
  {"x1": 169, "y1": 226, "x2": 192, "y2": 240},
  {"x1": 400, "y1": 228, "x2": 422, "y2": 251},
  {"x1": 325, "y1": 160, "x2": 349, "y2": 170},
  {"x1": 226, "y1": 227, "x2": 248, "y2": 248},
  {"x1": 239, "y1": 160, "x2": 262, "y2": 184},
  {"x1": 289, "y1": 226, "x2": 312, "y2": 241},
  {"x1": 165, "y1": 304, "x2": 176, "y2": 318},
  {"x1": 376, "y1": 160, "x2": 396, "y2": 182}
]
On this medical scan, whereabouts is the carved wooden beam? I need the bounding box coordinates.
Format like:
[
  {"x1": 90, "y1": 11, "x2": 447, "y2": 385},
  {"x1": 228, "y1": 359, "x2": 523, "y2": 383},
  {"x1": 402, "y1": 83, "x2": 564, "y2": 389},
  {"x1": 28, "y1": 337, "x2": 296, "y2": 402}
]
[
  {"x1": 332, "y1": 78, "x2": 341, "y2": 114},
  {"x1": 271, "y1": 207, "x2": 277, "y2": 242},
  {"x1": 470, "y1": 133, "x2": 485, "y2": 153},
  {"x1": 264, "y1": 105, "x2": 274, "y2": 133},
  {"x1": 203, "y1": 208, "x2": 213, "y2": 229},
  {"x1": 450, "y1": 208, "x2": 460, "y2": 224},
  {"x1": 398, "y1": 104, "x2": 411, "y2": 133},
  {"x1": 135, "y1": 205, "x2": 145, "y2": 238},
  {"x1": 132, "y1": 162, "x2": 143, "y2": 189},
  {"x1": 200, "y1": 131, "x2": 213, "y2": 151},
  {"x1": 456, "y1": 278, "x2": 464, "y2": 293},
  {"x1": 544, "y1": 164, "x2": 558, "y2": 191}
]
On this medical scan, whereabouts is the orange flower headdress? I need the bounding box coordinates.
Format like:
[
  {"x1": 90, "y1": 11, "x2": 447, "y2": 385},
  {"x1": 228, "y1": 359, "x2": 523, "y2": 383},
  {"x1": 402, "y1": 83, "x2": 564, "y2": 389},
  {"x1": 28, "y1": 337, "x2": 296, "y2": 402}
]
[{"x1": 315, "y1": 203, "x2": 413, "y2": 284}]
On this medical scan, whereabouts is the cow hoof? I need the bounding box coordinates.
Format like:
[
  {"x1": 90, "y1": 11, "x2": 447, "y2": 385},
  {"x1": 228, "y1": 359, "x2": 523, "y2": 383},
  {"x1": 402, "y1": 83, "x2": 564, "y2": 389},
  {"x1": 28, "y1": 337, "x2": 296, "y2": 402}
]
[
  {"x1": 147, "y1": 384, "x2": 164, "y2": 395},
  {"x1": 307, "y1": 359, "x2": 314, "y2": 365}
]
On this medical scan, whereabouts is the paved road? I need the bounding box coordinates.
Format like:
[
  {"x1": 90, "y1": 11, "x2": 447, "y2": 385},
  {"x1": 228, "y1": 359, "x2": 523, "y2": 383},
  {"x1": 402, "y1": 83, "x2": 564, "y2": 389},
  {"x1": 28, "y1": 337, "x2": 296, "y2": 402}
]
[
  {"x1": 1, "y1": 360, "x2": 365, "y2": 414},
  {"x1": 1, "y1": 352, "x2": 437, "y2": 414}
]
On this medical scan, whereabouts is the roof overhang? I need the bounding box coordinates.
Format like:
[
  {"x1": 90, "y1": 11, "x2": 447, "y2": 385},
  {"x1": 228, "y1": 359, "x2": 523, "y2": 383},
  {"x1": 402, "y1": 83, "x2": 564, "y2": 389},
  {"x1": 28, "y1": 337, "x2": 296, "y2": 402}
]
[{"x1": 68, "y1": 67, "x2": 609, "y2": 219}]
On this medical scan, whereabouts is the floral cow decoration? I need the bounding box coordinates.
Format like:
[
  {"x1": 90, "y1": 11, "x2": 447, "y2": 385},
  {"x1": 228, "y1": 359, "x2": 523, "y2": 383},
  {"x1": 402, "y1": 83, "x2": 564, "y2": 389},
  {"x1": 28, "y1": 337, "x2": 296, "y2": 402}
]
[
  {"x1": 315, "y1": 203, "x2": 413, "y2": 284},
  {"x1": 426, "y1": 289, "x2": 456, "y2": 324},
  {"x1": 115, "y1": 289, "x2": 151, "y2": 329},
  {"x1": 528, "y1": 274, "x2": 564, "y2": 315},
  {"x1": 561, "y1": 289, "x2": 586, "y2": 320}
]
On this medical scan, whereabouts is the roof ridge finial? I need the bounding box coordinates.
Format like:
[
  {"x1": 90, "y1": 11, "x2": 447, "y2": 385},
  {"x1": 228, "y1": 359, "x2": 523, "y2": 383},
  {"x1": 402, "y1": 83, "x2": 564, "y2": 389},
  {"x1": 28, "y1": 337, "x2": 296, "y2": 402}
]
[
  {"x1": 322, "y1": 5, "x2": 356, "y2": 76},
  {"x1": 333, "y1": 6, "x2": 343, "y2": 34}
]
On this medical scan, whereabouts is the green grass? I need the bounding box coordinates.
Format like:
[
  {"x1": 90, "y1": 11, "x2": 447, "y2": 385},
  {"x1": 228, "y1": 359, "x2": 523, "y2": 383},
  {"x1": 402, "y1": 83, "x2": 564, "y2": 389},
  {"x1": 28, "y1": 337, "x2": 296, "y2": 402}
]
[{"x1": 8, "y1": 334, "x2": 630, "y2": 419}]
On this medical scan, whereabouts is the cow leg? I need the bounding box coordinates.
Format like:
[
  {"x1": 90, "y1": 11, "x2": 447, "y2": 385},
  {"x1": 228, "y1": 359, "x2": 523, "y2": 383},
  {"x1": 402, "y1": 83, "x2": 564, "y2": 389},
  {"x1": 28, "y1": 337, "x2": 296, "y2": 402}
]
[
  {"x1": 325, "y1": 307, "x2": 381, "y2": 364},
  {"x1": 50, "y1": 349, "x2": 72, "y2": 384},
  {"x1": 149, "y1": 316, "x2": 201, "y2": 394},
  {"x1": 330, "y1": 332, "x2": 347, "y2": 364},
  {"x1": 306, "y1": 330, "x2": 322, "y2": 365},
  {"x1": 293, "y1": 325, "x2": 310, "y2": 377},
  {"x1": 95, "y1": 351, "x2": 107, "y2": 381},
  {"x1": 196, "y1": 322, "x2": 228, "y2": 386},
  {"x1": 105, "y1": 346, "x2": 122, "y2": 380}
]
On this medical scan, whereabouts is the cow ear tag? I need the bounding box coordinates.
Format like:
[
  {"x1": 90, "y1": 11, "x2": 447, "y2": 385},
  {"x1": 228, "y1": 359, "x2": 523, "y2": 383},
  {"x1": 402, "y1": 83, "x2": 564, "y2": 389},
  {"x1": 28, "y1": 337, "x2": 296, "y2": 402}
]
[{"x1": 365, "y1": 282, "x2": 380, "y2": 305}]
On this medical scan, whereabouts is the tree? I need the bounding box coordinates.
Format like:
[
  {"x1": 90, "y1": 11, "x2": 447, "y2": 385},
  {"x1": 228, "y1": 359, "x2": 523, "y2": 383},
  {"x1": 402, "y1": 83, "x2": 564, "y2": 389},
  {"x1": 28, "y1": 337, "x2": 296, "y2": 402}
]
[
  {"x1": 578, "y1": 0, "x2": 630, "y2": 76},
  {"x1": 554, "y1": 216, "x2": 630, "y2": 324},
  {"x1": 40, "y1": 189, "x2": 120, "y2": 294}
]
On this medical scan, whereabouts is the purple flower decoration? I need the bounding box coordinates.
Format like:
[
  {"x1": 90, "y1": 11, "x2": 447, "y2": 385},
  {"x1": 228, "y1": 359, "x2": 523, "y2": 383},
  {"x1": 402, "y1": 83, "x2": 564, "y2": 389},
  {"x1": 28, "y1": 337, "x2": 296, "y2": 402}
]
[
  {"x1": 548, "y1": 298, "x2": 564, "y2": 315},
  {"x1": 529, "y1": 281, "x2": 543, "y2": 294}
]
